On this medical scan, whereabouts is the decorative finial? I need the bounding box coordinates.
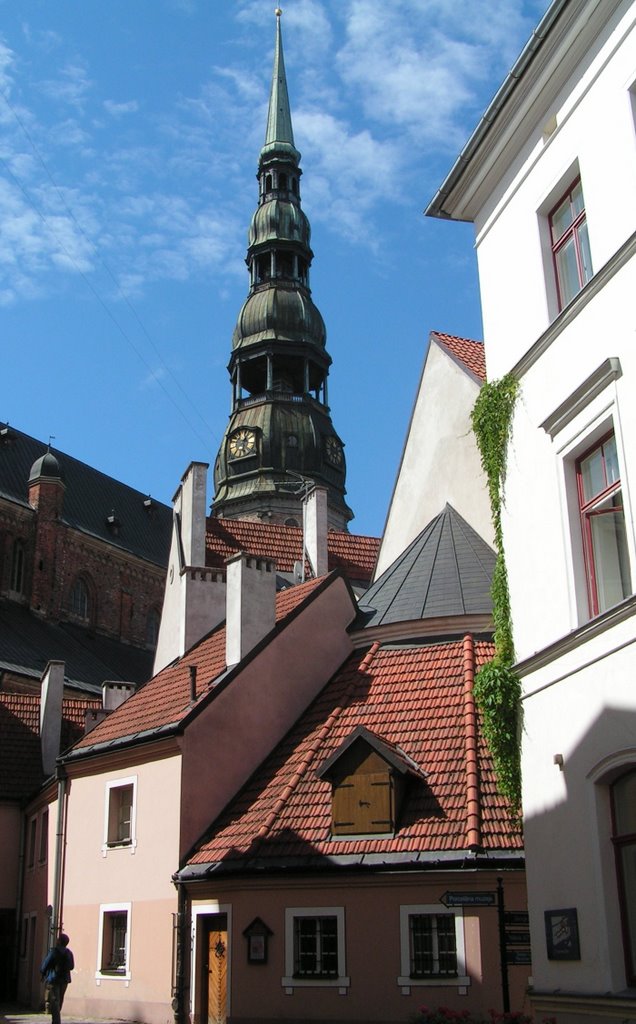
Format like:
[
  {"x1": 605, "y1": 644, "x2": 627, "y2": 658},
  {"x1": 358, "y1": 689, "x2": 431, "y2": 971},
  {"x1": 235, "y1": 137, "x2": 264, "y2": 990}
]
[{"x1": 275, "y1": 7, "x2": 282, "y2": 16}]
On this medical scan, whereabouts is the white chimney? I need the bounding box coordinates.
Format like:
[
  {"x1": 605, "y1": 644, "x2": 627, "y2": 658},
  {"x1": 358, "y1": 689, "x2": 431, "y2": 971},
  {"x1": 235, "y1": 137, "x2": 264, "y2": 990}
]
[
  {"x1": 102, "y1": 681, "x2": 135, "y2": 711},
  {"x1": 225, "y1": 553, "x2": 276, "y2": 667},
  {"x1": 154, "y1": 462, "x2": 227, "y2": 674},
  {"x1": 40, "y1": 661, "x2": 64, "y2": 777},
  {"x1": 304, "y1": 485, "x2": 329, "y2": 578}
]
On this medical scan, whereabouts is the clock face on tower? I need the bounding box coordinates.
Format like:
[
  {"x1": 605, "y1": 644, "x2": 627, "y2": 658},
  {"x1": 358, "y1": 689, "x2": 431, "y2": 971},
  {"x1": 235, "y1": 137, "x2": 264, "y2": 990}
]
[
  {"x1": 229, "y1": 428, "x2": 257, "y2": 459},
  {"x1": 325, "y1": 435, "x2": 343, "y2": 467}
]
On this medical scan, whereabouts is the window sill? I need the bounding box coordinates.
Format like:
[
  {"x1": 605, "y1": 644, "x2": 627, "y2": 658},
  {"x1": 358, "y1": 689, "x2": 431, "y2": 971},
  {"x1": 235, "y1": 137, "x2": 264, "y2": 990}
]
[
  {"x1": 398, "y1": 975, "x2": 470, "y2": 987},
  {"x1": 101, "y1": 839, "x2": 136, "y2": 857},
  {"x1": 95, "y1": 970, "x2": 130, "y2": 983},
  {"x1": 282, "y1": 975, "x2": 350, "y2": 990}
]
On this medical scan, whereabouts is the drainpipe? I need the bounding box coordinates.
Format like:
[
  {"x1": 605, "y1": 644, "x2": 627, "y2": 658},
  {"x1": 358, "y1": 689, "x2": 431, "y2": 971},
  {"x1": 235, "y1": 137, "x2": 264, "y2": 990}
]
[
  {"x1": 171, "y1": 880, "x2": 188, "y2": 1024},
  {"x1": 50, "y1": 766, "x2": 68, "y2": 946}
]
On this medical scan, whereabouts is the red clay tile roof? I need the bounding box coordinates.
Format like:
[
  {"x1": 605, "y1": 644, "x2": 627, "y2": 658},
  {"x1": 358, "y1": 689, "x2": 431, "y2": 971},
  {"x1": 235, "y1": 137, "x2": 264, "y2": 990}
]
[
  {"x1": 206, "y1": 518, "x2": 379, "y2": 583},
  {"x1": 186, "y1": 635, "x2": 520, "y2": 868},
  {"x1": 432, "y1": 331, "x2": 486, "y2": 382},
  {"x1": 71, "y1": 575, "x2": 328, "y2": 753},
  {"x1": 0, "y1": 693, "x2": 100, "y2": 800}
]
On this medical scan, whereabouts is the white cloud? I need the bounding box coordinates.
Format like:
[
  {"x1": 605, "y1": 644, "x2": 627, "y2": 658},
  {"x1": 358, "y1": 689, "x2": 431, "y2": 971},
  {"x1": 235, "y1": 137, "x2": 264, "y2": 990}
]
[
  {"x1": 38, "y1": 60, "x2": 92, "y2": 109},
  {"x1": 103, "y1": 99, "x2": 139, "y2": 117},
  {"x1": 336, "y1": 0, "x2": 536, "y2": 147}
]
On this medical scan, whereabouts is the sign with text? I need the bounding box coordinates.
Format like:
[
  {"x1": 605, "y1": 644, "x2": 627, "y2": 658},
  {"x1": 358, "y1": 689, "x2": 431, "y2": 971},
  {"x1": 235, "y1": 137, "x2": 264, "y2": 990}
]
[{"x1": 440, "y1": 891, "x2": 496, "y2": 908}]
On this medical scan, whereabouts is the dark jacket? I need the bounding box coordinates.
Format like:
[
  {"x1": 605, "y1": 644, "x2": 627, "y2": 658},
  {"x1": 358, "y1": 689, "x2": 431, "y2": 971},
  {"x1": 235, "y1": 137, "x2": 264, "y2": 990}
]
[{"x1": 40, "y1": 946, "x2": 74, "y2": 986}]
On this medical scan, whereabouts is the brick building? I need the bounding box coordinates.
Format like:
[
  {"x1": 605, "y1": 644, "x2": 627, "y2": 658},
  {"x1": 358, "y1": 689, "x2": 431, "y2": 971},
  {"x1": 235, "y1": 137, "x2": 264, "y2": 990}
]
[{"x1": 0, "y1": 423, "x2": 172, "y2": 695}]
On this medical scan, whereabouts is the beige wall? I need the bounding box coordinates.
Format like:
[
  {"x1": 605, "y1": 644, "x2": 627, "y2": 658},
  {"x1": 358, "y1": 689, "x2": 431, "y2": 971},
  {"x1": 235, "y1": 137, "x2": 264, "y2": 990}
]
[
  {"x1": 189, "y1": 870, "x2": 529, "y2": 1024},
  {"x1": 376, "y1": 341, "x2": 493, "y2": 579},
  {"x1": 180, "y1": 575, "x2": 356, "y2": 855},
  {"x1": 61, "y1": 751, "x2": 182, "y2": 1024}
]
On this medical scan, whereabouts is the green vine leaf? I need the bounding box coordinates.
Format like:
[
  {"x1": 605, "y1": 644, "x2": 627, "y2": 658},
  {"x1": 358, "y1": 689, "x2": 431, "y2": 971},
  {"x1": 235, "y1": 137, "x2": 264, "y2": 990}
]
[{"x1": 471, "y1": 374, "x2": 521, "y2": 815}]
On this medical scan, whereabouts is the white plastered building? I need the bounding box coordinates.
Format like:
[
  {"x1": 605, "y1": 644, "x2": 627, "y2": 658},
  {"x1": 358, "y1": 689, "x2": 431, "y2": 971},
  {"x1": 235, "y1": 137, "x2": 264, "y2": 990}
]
[{"x1": 427, "y1": 2, "x2": 636, "y2": 1021}]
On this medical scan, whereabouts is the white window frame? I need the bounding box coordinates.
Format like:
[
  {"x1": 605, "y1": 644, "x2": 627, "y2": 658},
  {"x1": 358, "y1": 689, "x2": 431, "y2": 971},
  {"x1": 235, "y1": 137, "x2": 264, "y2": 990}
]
[
  {"x1": 547, "y1": 373, "x2": 635, "y2": 628},
  {"x1": 283, "y1": 906, "x2": 349, "y2": 992},
  {"x1": 102, "y1": 776, "x2": 137, "y2": 856},
  {"x1": 537, "y1": 160, "x2": 592, "y2": 323},
  {"x1": 398, "y1": 905, "x2": 469, "y2": 991},
  {"x1": 95, "y1": 902, "x2": 131, "y2": 982}
]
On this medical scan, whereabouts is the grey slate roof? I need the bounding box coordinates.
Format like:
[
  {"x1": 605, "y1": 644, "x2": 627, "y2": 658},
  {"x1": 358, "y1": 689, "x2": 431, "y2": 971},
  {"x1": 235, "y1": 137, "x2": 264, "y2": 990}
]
[
  {"x1": 358, "y1": 504, "x2": 495, "y2": 627},
  {"x1": 0, "y1": 422, "x2": 171, "y2": 567},
  {"x1": 0, "y1": 599, "x2": 155, "y2": 693}
]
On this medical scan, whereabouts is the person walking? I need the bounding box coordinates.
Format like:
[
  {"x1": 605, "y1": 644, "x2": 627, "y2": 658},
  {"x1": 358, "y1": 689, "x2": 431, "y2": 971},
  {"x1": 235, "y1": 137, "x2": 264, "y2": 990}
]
[{"x1": 41, "y1": 933, "x2": 74, "y2": 1024}]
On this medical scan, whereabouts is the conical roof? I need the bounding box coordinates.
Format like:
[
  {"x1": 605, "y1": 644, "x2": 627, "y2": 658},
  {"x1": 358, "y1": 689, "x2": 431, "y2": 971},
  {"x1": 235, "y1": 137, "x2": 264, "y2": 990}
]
[
  {"x1": 261, "y1": 10, "x2": 300, "y2": 163},
  {"x1": 360, "y1": 504, "x2": 495, "y2": 627}
]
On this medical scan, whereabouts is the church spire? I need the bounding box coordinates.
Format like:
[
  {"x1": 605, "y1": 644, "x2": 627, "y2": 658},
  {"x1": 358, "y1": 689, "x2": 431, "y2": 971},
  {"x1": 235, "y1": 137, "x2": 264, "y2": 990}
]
[
  {"x1": 211, "y1": 11, "x2": 353, "y2": 531},
  {"x1": 263, "y1": 9, "x2": 298, "y2": 159}
]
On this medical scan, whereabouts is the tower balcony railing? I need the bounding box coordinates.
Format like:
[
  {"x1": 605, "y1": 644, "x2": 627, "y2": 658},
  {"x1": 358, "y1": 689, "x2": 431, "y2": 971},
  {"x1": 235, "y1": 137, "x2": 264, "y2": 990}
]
[{"x1": 236, "y1": 390, "x2": 328, "y2": 411}]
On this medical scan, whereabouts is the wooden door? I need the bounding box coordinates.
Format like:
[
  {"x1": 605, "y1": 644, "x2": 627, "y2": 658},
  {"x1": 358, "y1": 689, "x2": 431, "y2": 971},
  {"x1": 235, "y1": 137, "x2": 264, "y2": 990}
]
[{"x1": 206, "y1": 923, "x2": 227, "y2": 1024}]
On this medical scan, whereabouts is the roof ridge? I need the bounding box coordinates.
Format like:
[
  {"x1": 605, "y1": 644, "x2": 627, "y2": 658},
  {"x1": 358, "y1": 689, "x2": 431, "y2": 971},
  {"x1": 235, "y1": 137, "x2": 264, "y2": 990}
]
[
  {"x1": 462, "y1": 633, "x2": 482, "y2": 850},
  {"x1": 253, "y1": 642, "x2": 381, "y2": 844}
]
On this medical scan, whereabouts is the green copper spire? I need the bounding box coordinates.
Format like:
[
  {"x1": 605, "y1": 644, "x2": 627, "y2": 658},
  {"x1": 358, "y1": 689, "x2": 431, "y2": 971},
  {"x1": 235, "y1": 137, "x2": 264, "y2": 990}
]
[
  {"x1": 262, "y1": 9, "x2": 300, "y2": 162},
  {"x1": 211, "y1": 8, "x2": 352, "y2": 531}
]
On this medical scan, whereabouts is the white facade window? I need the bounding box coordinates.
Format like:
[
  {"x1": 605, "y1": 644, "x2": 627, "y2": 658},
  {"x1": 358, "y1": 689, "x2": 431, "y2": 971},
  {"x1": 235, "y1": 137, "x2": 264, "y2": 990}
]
[
  {"x1": 398, "y1": 905, "x2": 469, "y2": 988},
  {"x1": 103, "y1": 777, "x2": 137, "y2": 854},
  {"x1": 283, "y1": 907, "x2": 349, "y2": 991},
  {"x1": 96, "y1": 903, "x2": 131, "y2": 979},
  {"x1": 576, "y1": 432, "x2": 631, "y2": 616},
  {"x1": 548, "y1": 178, "x2": 593, "y2": 310},
  {"x1": 544, "y1": 366, "x2": 635, "y2": 627}
]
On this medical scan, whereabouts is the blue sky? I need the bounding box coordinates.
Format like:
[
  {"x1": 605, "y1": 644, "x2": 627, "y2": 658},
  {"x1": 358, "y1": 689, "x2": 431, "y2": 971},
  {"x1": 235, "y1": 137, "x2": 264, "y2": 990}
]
[{"x1": 1, "y1": 0, "x2": 549, "y2": 537}]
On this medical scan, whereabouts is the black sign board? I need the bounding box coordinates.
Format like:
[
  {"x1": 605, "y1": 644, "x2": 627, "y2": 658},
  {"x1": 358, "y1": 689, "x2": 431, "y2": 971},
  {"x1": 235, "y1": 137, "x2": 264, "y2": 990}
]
[
  {"x1": 440, "y1": 891, "x2": 496, "y2": 908},
  {"x1": 505, "y1": 930, "x2": 531, "y2": 946},
  {"x1": 504, "y1": 911, "x2": 529, "y2": 926},
  {"x1": 506, "y1": 948, "x2": 532, "y2": 965}
]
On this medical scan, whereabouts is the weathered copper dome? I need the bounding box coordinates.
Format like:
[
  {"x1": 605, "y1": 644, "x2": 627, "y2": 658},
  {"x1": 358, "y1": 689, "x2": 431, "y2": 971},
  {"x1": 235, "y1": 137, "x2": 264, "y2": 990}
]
[{"x1": 232, "y1": 287, "x2": 326, "y2": 351}]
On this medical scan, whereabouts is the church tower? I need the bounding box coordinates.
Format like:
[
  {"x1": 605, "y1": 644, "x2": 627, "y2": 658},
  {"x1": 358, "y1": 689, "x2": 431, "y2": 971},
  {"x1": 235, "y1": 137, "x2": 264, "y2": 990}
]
[{"x1": 212, "y1": 10, "x2": 353, "y2": 531}]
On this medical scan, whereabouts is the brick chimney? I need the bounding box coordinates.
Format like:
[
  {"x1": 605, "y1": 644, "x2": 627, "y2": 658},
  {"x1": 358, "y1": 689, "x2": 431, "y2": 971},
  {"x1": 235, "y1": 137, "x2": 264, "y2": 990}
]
[
  {"x1": 40, "y1": 661, "x2": 64, "y2": 777},
  {"x1": 304, "y1": 485, "x2": 329, "y2": 578},
  {"x1": 225, "y1": 553, "x2": 276, "y2": 667}
]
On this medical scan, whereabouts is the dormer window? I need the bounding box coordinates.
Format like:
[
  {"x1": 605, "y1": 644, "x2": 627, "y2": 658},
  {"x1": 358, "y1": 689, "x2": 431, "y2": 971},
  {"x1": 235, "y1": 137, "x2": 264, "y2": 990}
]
[{"x1": 316, "y1": 725, "x2": 425, "y2": 837}]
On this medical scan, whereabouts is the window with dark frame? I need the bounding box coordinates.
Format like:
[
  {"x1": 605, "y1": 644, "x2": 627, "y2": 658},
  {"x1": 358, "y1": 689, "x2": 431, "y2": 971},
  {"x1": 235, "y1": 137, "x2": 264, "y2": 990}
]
[
  {"x1": 107, "y1": 784, "x2": 134, "y2": 846},
  {"x1": 69, "y1": 576, "x2": 90, "y2": 620},
  {"x1": 611, "y1": 768, "x2": 636, "y2": 986},
  {"x1": 27, "y1": 817, "x2": 36, "y2": 868},
  {"x1": 409, "y1": 913, "x2": 458, "y2": 978},
  {"x1": 101, "y1": 910, "x2": 128, "y2": 973},
  {"x1": 39, "y1": 809, "x2": 48, "y2": 864},
  {"x1": 576, "y1": 433, "x2": 631, "y2": 616},
  {"x1": 11, "y1": 539, "x2": 24, "y2": 594},
  {"x1": 293, "y1": 916, "x2": 338, "y2": 978},
  {"x1": 549, "y1": 178, "x2": 593, "y2": 310}
]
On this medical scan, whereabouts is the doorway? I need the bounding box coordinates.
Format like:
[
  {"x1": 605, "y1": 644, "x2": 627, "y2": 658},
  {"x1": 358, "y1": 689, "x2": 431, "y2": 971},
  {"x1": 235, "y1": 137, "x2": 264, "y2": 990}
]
[{"x1": 202, "y1": 914, "x2": 228, "y2": 1024}]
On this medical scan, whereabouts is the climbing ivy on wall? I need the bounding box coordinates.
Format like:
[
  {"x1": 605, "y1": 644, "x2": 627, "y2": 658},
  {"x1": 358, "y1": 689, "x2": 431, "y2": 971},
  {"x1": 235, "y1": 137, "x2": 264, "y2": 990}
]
[{"x1": 470, "y1": 373, "x2": 522, "y2": 814}]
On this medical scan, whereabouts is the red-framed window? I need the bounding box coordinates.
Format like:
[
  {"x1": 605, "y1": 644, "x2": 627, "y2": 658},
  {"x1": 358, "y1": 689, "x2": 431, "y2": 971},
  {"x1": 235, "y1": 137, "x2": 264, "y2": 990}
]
[
  {"x1": 549, "y1": 178, "x2": 593, "y2": 309},
  {"x1": 576, "y1": 433, "x2": 631, "y2": 616},
  {"x1": 611, "y1": 769, "x2": 636, "y2": 986}
]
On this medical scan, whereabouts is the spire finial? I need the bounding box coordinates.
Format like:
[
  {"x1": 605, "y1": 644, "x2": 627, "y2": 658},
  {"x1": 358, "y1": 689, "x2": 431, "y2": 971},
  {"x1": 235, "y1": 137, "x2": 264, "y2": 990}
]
[{"x1": 275, "y1": 7, "x2": 282, "y2": 16}]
